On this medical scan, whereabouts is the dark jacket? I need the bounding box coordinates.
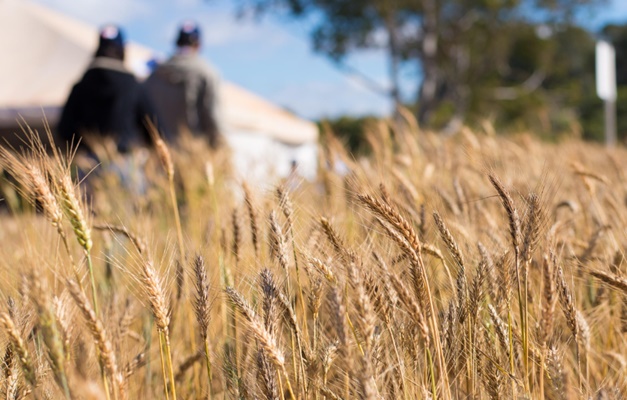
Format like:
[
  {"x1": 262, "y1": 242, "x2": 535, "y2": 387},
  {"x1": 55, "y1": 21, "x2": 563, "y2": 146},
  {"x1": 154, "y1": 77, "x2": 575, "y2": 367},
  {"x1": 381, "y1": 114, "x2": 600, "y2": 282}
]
[
  {"x1": 144, "y1": 52, "x2": 222, "y2": 147},
  {"x1": 58, "y1": 57, "x2": 157, "y2": 153}
]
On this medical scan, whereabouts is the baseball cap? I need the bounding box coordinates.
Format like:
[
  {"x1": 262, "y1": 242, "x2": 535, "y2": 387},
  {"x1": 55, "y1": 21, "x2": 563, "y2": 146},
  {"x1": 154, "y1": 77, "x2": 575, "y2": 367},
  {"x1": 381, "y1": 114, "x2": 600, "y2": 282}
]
[
  {"x1": 176, "y1": 20, "x2": 201, "y2": 47},
  {"x1": 98, "y1": 25, "x2": 125, "y2": 50}
]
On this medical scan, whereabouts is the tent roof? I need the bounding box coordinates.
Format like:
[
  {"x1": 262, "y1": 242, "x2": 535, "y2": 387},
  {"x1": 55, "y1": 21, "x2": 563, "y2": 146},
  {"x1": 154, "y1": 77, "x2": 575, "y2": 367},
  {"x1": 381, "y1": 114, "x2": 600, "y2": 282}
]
[{"x1": 0, "y1": 0, "x2": 318, "y2": 145}]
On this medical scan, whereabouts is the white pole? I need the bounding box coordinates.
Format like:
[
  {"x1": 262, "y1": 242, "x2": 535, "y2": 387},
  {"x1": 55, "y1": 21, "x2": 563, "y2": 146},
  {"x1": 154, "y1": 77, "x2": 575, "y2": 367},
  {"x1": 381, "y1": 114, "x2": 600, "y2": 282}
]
[
  {"x1": 596, "y1": 40, "x2": 617, "y2": 147},
  {"x1": 605, "y1": 98, "x2": 617, "y2": 147}
]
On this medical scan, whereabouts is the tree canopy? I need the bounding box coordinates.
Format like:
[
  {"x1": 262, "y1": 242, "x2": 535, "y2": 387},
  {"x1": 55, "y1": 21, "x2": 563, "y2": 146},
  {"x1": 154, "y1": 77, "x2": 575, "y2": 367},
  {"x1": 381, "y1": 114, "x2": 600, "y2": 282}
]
[{"x1": 234, "y1": 0, "x2": 627, "y2": 141}]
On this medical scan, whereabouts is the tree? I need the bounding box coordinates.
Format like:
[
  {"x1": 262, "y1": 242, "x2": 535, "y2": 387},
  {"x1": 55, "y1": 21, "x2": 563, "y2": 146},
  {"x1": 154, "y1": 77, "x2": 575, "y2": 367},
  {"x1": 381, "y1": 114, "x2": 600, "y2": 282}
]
[
  {"x1": 579, "y1": 24, "x2": 627, "y2": 142},
  {"x1": 233, "y1": 0, "x2": 603, "y2": 128},
  {"x1": 466, "y1": 23, "x2": 597, "y2": 134},
  {"x1": 602, "y1": 24, "x2": 627, "y2": 85}
]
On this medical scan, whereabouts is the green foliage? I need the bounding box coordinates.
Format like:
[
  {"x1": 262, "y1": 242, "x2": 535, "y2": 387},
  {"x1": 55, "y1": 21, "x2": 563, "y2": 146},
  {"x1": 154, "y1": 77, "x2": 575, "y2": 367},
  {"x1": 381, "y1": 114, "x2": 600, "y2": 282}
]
[
  {"x1": 575, "y1": 24, "x2": 627, "y2": 143},
  {"x1": 579, "y1": 87, "x2": 627, "y2": 143},
  {"x1": 318, "y1": 115, "x2": 376, "y2": 154},
  {"x1": 603, "y1": 24, "x2": 627, "y2": 86},
  {"x1": 0, "y1": 170, "x2": 24, "y2": 213},
  {"x1": 234, "y1": 0, "x2": 627, "y2": 140},
  {"x1": 428, "y1": 101, "x2": 456, "y2": 131},
  {"x1": 456, "y1": 23, "x2": 602, "y2": 140}
]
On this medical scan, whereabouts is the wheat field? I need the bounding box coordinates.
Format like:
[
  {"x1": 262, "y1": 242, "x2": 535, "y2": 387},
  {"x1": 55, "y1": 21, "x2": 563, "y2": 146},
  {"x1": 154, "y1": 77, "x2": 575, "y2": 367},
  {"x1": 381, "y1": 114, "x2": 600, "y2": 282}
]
[{"x1": 0, "y1": 119, "x2": 626, "y2": 399}]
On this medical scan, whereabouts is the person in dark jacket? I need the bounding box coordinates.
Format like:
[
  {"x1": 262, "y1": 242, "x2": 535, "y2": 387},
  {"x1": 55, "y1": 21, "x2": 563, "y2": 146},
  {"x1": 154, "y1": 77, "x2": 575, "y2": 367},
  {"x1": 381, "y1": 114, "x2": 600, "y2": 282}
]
[
  {"x1": 144, "y1": 21, "x2": 223, "y2": 148},
  {"x1": 58, "y1": 25, "x2": 157, "y2": 154}
]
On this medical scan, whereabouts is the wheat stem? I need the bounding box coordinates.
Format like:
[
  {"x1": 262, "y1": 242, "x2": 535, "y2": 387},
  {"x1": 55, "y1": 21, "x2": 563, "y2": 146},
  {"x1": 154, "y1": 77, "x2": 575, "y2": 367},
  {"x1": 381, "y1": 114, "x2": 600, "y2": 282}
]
[
  {"x1": 86, "y1": 252, "x2": 99, "y2": 315},
  {"x1": 158, "y1": 332, "x2": 171, "y2": 400}
]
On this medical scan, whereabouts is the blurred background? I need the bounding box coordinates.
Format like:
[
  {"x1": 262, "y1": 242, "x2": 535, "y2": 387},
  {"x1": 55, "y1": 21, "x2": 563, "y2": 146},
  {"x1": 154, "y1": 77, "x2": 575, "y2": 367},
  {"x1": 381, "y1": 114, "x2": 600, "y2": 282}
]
[{"x1": 3, "y1": 0, "x2": 627, "y2": 152}]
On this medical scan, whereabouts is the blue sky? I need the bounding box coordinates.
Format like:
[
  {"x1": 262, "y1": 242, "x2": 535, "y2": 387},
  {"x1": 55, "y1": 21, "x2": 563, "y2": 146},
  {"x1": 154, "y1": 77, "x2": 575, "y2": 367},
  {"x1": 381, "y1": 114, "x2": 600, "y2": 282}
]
[{"x1": 35, "y1": 0, "x2": 627, "y2": 120}]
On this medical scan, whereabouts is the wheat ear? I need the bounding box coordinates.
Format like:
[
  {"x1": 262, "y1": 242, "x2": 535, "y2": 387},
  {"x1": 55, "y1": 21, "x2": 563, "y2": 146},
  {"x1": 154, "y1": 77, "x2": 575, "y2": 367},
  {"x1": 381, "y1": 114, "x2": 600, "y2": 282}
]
[
  {"x1": 0, "y1": 313, "x2": 36, "y2": 388},
  {"x1": 242, "y1": 182, "x2": 260, "y2": 256},
  {"x1": 140, "y1": 261, "x2": 176, "y2": 400},
  {"x1": 276, "y1": 186, "x2": 309, "y2": 347},
  {"x1": 269, "y1": 211, "x2": 290, "y2": 288},
  {"x1": 57, "y1": 173, "x2": 99, "y2": 316},
  {"x1": 67, "y1": 279, "x2": 121, "y2": 400},
  {"x1": 193, "y1": 255, "x2": 213, "y2": 398},
  {"x1": 488, "y1": 173, "x2": 527, "y2": 392},
  {"x1": 31, "y1": 275, "x2": 73, "y2": 399},
  {"x1": 358, "y1": 193, "x2": 449, "y2": 398},
  {"x1": 149, "y1": 122, "x2": 185, "y2": 265},
  {"x1": 226, "y1": 286, "x2": 296, "y2": 400}
]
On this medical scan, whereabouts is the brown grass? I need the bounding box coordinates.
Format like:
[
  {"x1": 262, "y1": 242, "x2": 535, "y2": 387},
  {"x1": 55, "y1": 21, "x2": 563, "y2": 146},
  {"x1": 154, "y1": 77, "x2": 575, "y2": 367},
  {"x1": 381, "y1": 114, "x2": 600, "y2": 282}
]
[{"x1": 2, "y1": 121, "x2": 627, "y2": 399}]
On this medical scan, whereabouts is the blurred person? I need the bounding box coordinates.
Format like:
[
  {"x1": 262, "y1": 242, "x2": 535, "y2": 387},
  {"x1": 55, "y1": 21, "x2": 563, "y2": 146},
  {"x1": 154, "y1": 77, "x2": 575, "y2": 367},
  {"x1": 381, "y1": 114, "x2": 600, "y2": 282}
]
[
  {"x1": 57, "y1": 25, "x2": 157, "y2": 196},
  {"x1": 58, "y1": 25, "x2": 157, "y2": 155},
  {"x1": 145, "y1": 21, "x2": 223, "y2": 148},
  {"x1": 285, "y1": 159, "x2": 301, "y2": 191}
]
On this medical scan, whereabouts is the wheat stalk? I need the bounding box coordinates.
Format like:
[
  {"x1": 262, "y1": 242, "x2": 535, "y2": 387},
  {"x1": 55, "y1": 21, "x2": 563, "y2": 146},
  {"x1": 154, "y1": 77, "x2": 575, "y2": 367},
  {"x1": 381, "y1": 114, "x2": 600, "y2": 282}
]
[
  {"x1": 488, "y1": 173, "x2": 526, "y2": 393},
  {"x1": 67, "y1": 279, "x2": 121, "y2": 400},
  {"x1": 149, "y1": 122, "x2": 185, "y2": 265},
  {"x1": 269, "y1": 211, "x2": 290, "y2": 283},
  {"x1": 140, "y1": 261, "x2": 176, "y2": 399},
  {"x1": 193, "y1": 255, "x2": 213, "y2": 398},
  {"x1": 358, "y1": 194, "x2": 449, "y2": 398},
  {"x1": 57, "y1": 173, "x2": 100, "y2": 318},
  {"x1": 38, "y1": 317, "x2": 70, "y2": 398},
  {"x1": 242, "y1": 182, "x2": 260, "y2": 256},
  {"x1": 225, "y1": 286, "x2": 296, "y2": 400},
  {"x1": 276, "y1": 186, "x2": 309, "y2": 348}
]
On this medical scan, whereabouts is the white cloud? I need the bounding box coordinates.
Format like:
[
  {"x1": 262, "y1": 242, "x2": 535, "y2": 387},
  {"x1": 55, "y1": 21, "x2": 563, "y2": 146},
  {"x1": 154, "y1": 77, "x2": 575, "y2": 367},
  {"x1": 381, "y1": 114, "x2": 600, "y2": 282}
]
[
  {"x1": 34, "y1": 0, "x2": 294, "y2": 56},
  {"x1": 173, "y1": 0, "x2": 204, "y2": 7},
  {"x1": 195, "y1": 12, "x2": 293, "y2": 48},
  {"x1": 35, "y1": 0, "x2": 152, "y2": 25}
]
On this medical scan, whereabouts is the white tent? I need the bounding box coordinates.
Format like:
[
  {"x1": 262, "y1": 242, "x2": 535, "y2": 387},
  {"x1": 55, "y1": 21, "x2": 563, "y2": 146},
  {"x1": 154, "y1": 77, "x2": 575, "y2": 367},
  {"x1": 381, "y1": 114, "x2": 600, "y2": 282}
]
[{"x1": 0, "y1": 0, "x2": 318, "y2": 180}]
